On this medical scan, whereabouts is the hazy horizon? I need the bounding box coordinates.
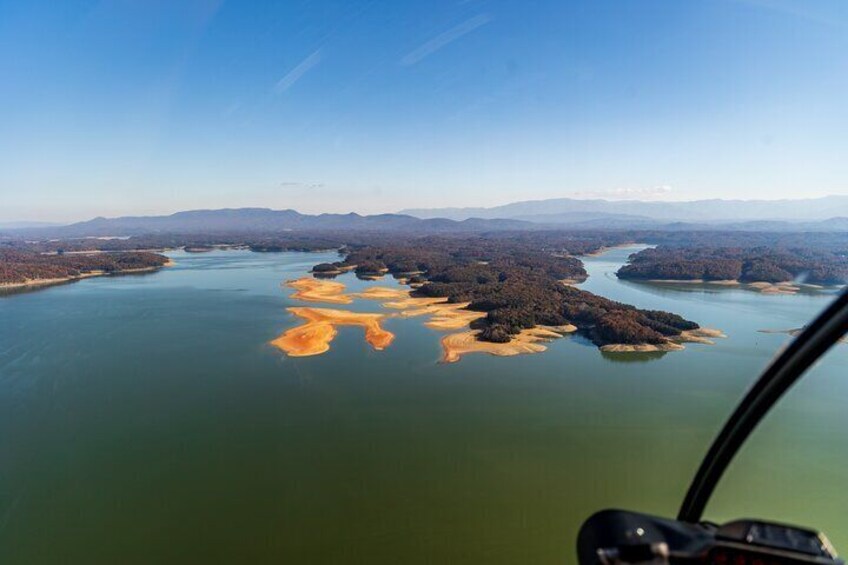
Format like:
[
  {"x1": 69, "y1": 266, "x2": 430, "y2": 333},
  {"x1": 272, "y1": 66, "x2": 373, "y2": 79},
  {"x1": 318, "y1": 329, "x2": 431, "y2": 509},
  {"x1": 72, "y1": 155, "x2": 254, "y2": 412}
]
[
  {"x1": 8, "y1": 193, "x2": 848, "y2": 227},
  {"x1": 2, "y1": 1, "x2": 847, "y2": 222}
]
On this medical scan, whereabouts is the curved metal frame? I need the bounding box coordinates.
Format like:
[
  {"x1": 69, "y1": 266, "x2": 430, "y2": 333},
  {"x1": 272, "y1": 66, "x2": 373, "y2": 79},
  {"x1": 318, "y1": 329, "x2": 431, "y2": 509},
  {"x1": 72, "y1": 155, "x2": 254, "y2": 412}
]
[{"x1": 678, "y1": 289, "x2": 848, "y2": 523}]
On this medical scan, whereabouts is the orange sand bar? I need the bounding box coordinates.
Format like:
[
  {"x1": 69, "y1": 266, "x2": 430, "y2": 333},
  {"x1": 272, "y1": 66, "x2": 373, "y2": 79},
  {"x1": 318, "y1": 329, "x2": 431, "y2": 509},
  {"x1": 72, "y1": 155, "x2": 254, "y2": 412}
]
[
  {"x1": 441, "y1": 326, "x2": 575, "y2": 363},
  {"x1": 285, "y1": 278, "x2": 352, "y2": 304},
  {"x1": 271, "y1": 307, "x2": 394, "y2": 357}
]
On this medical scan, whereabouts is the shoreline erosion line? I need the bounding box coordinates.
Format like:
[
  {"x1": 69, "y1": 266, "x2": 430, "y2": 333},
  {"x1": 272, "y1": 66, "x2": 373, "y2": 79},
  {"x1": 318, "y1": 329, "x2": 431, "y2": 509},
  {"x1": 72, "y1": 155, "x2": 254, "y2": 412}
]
[
  {"x1": 635, "y1": 278, "x2": 835, "y2": 295},
  {"x1": 0, "y1": 260, "x2": 175, "y2": 290}
]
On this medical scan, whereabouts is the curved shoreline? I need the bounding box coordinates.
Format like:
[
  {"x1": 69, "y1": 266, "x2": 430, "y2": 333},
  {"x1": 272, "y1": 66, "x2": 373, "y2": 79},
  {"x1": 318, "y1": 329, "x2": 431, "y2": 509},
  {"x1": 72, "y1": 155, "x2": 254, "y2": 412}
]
[
  {"x1": 0, "y1": 261, "x2": 174, "y2": 291},
  {"x1": 598, "y1": 328, "x2": 726, "y2": 353},
  {"x1": 627, "y1": 277, "x2": 837, "y2": 295}
]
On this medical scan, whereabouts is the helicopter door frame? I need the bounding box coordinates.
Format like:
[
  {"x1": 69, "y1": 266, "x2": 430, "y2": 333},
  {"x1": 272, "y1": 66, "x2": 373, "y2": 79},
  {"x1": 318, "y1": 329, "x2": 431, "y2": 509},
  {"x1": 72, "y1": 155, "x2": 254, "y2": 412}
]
[{"x1": 678, "y1": 289, "x2": 848, "y2": 522}]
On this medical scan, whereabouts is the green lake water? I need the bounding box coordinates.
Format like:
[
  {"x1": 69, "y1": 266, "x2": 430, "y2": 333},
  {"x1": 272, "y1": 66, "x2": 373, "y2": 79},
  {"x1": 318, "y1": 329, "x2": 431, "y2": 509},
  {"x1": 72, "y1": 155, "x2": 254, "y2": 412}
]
[{"x1": 1, "y1": 245, "x2": 846, "y2": 564}]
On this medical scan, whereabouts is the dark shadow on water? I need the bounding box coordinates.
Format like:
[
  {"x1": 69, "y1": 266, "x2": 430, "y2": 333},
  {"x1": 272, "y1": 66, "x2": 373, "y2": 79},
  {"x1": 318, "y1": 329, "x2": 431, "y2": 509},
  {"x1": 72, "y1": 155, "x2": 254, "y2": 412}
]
[
  {"x1": 565, "y1": 333, "x2": 597, "y2": 349},
  {"x1": 600, "y1": 350, "x2": 668, "y2": 364}
]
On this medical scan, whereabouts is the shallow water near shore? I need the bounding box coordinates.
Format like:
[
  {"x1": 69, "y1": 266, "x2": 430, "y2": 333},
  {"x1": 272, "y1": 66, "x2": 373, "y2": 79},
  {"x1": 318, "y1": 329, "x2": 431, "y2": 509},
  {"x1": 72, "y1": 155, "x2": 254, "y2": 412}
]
[{"x1": 2, "y1": 246, "x2": 847, "y2": 564}]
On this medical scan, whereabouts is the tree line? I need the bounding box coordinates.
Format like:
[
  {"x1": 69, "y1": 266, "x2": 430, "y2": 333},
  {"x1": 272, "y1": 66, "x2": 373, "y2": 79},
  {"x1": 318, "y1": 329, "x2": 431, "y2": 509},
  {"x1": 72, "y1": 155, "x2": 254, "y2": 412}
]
[
  {"x1": 0, "y1": 250, "x2": 169, "y2": 284},
  {"x1": 617, "y1": 246, "x2": 848, "y2": 284}
]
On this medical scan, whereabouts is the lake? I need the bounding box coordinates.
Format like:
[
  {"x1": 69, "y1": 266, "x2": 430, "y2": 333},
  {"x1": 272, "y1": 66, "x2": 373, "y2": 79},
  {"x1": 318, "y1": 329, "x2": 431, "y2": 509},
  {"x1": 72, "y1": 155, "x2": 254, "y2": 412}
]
[{"x1": 2, "y1": 245, "x2": 846, "y2": 564}]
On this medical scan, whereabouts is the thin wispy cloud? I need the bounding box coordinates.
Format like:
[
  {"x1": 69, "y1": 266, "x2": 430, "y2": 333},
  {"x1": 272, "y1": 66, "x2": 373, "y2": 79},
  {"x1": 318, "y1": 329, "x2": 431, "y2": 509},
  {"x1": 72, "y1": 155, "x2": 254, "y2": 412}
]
[
  {"x1": 275, "y1": 50, "x2": 322, "y2": 94},
  {"x1": 280, "y1": 181, "x2": 325, "y2": 189},
  {"x1": 401, "y1": 14, "x2": 492, "y2": 66}
]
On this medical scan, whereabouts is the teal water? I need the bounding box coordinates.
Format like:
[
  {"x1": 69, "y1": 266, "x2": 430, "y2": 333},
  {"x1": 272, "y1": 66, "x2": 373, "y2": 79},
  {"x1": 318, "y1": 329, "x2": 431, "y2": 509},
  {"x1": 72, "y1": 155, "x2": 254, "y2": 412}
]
[{"x1": 1, "y1": 246, "x2": 846, "y2": 564}]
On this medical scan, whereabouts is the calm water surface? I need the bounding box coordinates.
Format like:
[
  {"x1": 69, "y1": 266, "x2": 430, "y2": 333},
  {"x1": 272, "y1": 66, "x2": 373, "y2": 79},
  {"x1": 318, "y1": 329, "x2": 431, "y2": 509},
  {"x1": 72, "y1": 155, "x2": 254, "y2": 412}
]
[{"x1": 1, "y1": 246, "x2": 846, "y2": 564}]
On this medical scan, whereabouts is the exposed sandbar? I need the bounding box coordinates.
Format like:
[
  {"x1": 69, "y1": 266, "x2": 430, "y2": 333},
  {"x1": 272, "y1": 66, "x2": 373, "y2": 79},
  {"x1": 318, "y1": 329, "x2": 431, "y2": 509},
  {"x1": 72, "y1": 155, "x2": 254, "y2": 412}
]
[
  {"x1": 441, "y1": 326, "x2": 574, "y2": 363},
  {"x1": 643, "y1": 278, "x2": 839, "y2": 295},
  {"x1": 647, "y1": 279, "x2": 739, "y2": 286},
  {"x1": 285, "y1": 277, "x2": 352, "y2": 304},
  {"x1": 377, "y1": 295, "x2": 487, "y2": 330},
  {"x1": 759, "y1": 327, "x2": 848, "y2": 344},
  {"x1": 353, "y1": 287, "x2": 409, "y2": 300},
  {"x1": 271, "y1": 307, "x2": 394, "y2": 357},
  {"x1": 747, "y1": 281, "x2": 799, "y2": 295},
  {"x1": 352, "y1": 286, "x2": 489, "y2": 330},
  {"x1": 675, "y1": 327, "x2": 727, "y2": 345}
]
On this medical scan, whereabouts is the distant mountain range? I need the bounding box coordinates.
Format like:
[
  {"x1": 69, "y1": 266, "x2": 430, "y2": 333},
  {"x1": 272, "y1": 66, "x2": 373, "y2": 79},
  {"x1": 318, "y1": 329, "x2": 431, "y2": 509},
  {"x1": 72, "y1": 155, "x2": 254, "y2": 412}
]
[
  {"x1": 401, "y1": 195, "x2": 848, "y2": 228},
  {"x1": 6, "y1": 197, "x2": 848, "y2": 239},
  {"x1": 2, "y1": 208, "x2": 532, "y2": 238}
]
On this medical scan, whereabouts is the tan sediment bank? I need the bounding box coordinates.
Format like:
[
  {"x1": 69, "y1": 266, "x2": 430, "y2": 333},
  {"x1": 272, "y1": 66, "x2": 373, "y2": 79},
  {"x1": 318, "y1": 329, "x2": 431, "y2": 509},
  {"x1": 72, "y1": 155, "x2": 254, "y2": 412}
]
[
  {"x1": 747, "y1": 281, "x2": 800, "y2": 295},
  {"x1": 0, "y1": 262, "x2": 173, "y2": 290},
  {"x1": 599, "y1": 327, "x2": 726, "y2": 353},
  {"x1": 648, "y1": 279, "x2": 739, "y2": 286},
  {"x1": 646, "y1": 278, "x2": 836, "y2": 295},
  {"x1": 759, "y1": 327, "x2": 848, "y2": 344},
  {"x1": 441, "y1": 326, "x2": 576, "y2": 363},
  {"x1": 0, "y1": 276, "x2": 89, "y2": 290},
  {"x1": 381, "y1": 296, "x2": 488, "y2": 330},
  {"x1": 677, "y1": 327, "x2": 726, "y2": 344},
  {"x1": 284, "y1": 277, "x2": 353, "y2": 304},
  {"x1": 270, "y1": 307, "x2": 394, "y2": 357},
  {"x1": 600, "y1": 342, "x2": 685, "y2": 353}
]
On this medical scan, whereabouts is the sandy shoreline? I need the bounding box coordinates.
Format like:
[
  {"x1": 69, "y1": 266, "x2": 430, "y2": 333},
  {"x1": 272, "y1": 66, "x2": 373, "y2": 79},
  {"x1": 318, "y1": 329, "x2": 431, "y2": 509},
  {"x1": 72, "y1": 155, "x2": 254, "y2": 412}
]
[
  {"x1": 441, "y1": 325, "x2": 576, "y2": 363},
  {"x1": 599, "y1": 327, "x2": 726, "y2": 352},
  {"x1": 643, "y1": 278, "x2": 836, "y2": 295},
  {"x1": 0, "y1": 262, "x2": 173, "y2": 290}
]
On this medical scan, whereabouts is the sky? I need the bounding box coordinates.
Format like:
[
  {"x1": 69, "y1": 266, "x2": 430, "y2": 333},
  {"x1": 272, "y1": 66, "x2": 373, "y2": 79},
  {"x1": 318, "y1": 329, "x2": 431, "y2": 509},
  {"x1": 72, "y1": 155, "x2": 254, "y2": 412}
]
[{"x1": 1, "y1": 0, "x2": 847, "y2": 222}]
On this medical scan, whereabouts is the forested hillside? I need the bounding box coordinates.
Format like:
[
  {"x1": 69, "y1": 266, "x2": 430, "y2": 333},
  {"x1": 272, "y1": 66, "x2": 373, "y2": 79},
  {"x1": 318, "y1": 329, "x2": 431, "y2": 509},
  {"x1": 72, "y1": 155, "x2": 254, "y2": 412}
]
[
  {"x1": 0, "y1": 251, "x2": 169, "y2": 285},
  {"x1": 618, "y1": 246, "x2": 848, "y2": 284}
]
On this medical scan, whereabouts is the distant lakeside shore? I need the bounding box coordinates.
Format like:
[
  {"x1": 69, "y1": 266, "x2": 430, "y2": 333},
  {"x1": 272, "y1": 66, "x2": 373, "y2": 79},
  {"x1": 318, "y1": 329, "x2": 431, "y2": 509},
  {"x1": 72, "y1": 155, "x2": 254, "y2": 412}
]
[
  {"x1": 631, "y1": 278, "x2": 841, "y2": 295},
  {"x1": 0, "y1": 260, "x2": 175, "y2": 291}
]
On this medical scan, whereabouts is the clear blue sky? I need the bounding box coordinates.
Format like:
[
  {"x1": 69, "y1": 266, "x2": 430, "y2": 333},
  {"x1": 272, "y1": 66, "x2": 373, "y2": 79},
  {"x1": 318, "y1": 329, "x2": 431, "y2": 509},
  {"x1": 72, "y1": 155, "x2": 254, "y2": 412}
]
[{"x1": 1, "y1": 0, "x2": 846, "y2": 222}]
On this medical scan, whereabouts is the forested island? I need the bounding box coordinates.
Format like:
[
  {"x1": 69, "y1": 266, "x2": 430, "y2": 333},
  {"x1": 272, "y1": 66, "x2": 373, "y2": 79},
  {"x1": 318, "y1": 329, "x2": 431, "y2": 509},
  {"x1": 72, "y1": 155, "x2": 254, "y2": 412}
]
[{"x1": 306, "y1": 238, "x2": 716, "y2": 351}]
